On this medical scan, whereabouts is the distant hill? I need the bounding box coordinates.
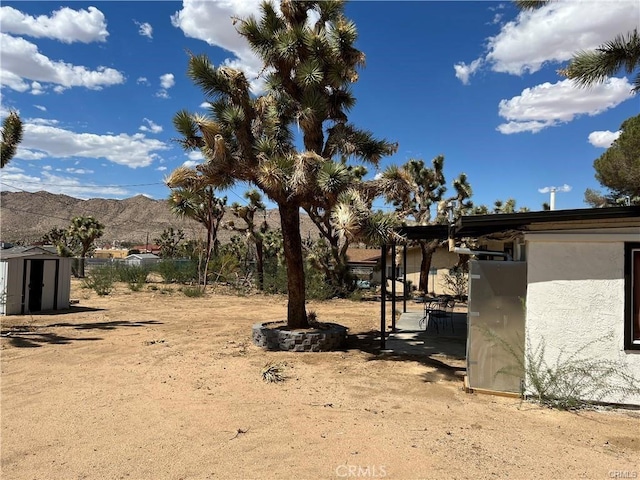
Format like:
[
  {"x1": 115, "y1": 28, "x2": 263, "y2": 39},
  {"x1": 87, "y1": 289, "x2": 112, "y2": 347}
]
[{"x1": 0, "y1": 191, "x2": 319, "y2": 246}]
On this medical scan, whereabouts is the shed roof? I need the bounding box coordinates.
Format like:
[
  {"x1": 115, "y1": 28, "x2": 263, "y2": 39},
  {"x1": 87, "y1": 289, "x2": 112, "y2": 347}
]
[{"x1": 0, "y1": 245, "x2": 60, "y2": 260}]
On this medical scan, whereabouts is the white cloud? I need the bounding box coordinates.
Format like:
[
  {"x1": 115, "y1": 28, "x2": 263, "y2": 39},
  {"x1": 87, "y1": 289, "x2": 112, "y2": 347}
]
[
  {"x1": 455, "y1": 0, "x2": 639, "y2": 83},
  {"x1": 137, "y1": 77, "x2": 149, "y2": 85},
  {"x1": 15, "y1": 120, "x2": 169, "y2": 168},
  {"x1": 66, "y1": 168, "x2": 94, "y2": 174},
  {"x1": 156, "y1": 166, "x2": 167, "y2": 171},
  {"x1": 0, "y1": 6, "x2": 108, "y2": 43},
  {"x1": 497, "y1": 77, "x2": 634, "y2": 134},
  {"x1": 34, "y1": 104, "x2": 46, "y2": 111},
  {"x1": 30, "y1": 81, "x2": 44, "y2": 95},
  {"x1": 182, "y1": 160, "x2": 200, "y2": 168},
  {"x1": 487, "y1": 0, "x2": 639, "y2": 75},
  {"x1": 25, "y1": 117, "x2": 58, "y2": 126},
  {"x1": 0, "y1": 171, "x2": 128, "y2": 199},
  {"x1": 160, "y1": 73, "x2": 175, "y2": 89},
  {"x1": 187, "y1": 150, "x2": 203, "y2": 162},
  {"x1": 139, "y1": 118, "x2": 163, "y2": 134},
  {"x1": 135, "y1": 21, "x2": 153, "y2": 39},
  {"x1": 454, "y1": 58, "x2": 483, "y2": 86},
  {"x1": 14, "y1": 148, "x2": 47, "y2": 160},
  {"x1": 156, "y1": 73, "x2": 175, "y2": 98},
  {"x1": 171, "y1": 0, "x2": 267, "y2": 92},
  {"x1": 588, "y1": 130, "x2": 621, "y2": 148},
  {"x1": 200, "y1": 102, "x2": 209, "y2": 109},
  {"x1": 0, "y1": 33, "x2": 125, "y2": 92},
  {"x1": 490, "y1": 13, "x2": 503, "y2": 25}
]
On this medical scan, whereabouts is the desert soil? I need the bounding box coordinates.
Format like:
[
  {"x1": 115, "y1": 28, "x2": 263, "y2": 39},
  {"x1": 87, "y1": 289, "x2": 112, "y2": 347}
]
[{"x1": 2, "y1": 280, "x2": 639, "y2": 480}]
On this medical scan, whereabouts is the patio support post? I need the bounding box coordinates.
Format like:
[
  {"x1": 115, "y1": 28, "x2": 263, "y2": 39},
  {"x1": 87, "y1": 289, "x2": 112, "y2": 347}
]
[
  {"x1": 391, "y1": 242, "x2": 396, "y2": 332},
  {"x1": 380, "y1": 244, "x2": 387, "y2": 350},
  {"x1": 402, "y1": 244, "x2": 407, "y2": 313}
]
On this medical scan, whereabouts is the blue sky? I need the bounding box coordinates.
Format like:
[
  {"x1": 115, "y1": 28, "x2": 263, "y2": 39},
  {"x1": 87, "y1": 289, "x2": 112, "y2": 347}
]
[{"x1": 1, "y1": 0, "x2": 638, "y2": 212}]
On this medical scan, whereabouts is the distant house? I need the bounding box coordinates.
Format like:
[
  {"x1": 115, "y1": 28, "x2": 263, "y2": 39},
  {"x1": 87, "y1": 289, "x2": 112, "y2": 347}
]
[
  {"x1": 384, "y1": 245, "x2": 460, "y2": 295},
  {"x1": 0, "y1": 246, "x2": 71, "y2": 315},
  {"x1": 346, "y1": 248, "x2": 381, "y2": 283},
  {"x1": 94, "y1": 249, "x2": 128, "y2": 260},
  {"x1": 131, "y1": 244, "x2": 161, "y2": 255},
  {"x1": 124, "y1": 253, "x2": 160, "y2": 267}
]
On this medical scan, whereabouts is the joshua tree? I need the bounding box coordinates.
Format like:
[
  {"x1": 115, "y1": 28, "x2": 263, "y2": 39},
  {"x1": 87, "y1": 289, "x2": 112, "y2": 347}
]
[
  {"x1": 471, "y1": 198, "x2": 530, "y2": 215},
  {"x1": 42, "y1": 227, "x2": 78, "y2": 257},
  {"x1": 377, "y1": 156, "x2": 473, "y2": 292},
  {"x1": 166, "y1": 182, "x2": 226, "y2": 288},
  {"x1": 170, "y1": 1, "x2": 396, "y2": 328},
  {"x1": 68, "y1": 216, "x2": 104, "y2": 278},
  {"x1": 1, "y1": 111, "x2": 24, "y2": 168},
  {"x1": 226, "y1": 189, "x2": 269, "y2": 290},
  {"x1": 154, "y1": 227, "x2": 186, "y2": 259}
]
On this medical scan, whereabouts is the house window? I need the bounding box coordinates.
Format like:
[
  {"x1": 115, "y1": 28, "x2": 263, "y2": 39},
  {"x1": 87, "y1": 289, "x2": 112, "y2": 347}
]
[{"x1": 625, "y1": 243, "x2": 640, "y2": 350}]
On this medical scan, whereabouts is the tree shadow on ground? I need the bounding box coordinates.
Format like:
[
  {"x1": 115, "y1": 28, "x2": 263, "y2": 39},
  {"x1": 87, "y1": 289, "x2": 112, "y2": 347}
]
[
  {"x1": 46, "y1": 320, "x2": 163, "y2": 330},
  {"x1": 2, "y1": 332, "x2": 103, "y2": 348},
  {"x1": 28, "y1": 305, "x2": 106, "y2": 315},
  {"x1": 344, "y1": 330, "x2": 466, "y2": 384},
  {"x1": 1, "y1": 320, "x2": 163, "y2": 348}
]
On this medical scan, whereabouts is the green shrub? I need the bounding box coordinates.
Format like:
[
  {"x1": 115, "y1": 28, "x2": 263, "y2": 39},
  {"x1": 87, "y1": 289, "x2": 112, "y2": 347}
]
[
  {"x1": 115, "y1": 264, "x2": 148, "y2": 291},
  {"x1": 181, "y1": 286, "x2": 205, "y2": 297},
  {"x1": 305, "y1": 265, "x2": 336, "y2": 300},
  {"x1": 489, "y1": 329, "x2": 640, "y2": 410},
  {"x1": 83, "y1": 265, "x2": 116, "y2": 296},
  {"x1": 154, "y1": 259, "x2": 197, "y2": 284}
]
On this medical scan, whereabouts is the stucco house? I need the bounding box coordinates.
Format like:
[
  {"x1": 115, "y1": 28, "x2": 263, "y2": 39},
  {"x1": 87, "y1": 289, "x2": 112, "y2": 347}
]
[
  {"x1": 0, "y1": 246, "x2": 72, "y2": 315},
  {"x1": 393, "y1": 206, "x2": 640, "y2": 406}
]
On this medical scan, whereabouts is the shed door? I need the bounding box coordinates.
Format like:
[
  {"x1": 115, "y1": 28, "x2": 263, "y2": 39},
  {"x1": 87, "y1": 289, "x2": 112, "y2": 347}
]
[
  {"x1": 27, "y1": 259, "x2": 44, "y2": 312},
  {"x1": 40, "y1": 260, "x2": 57, "y2": 310},
  {"x1": 25, "y1": 259, "x2": 58, "y2": 313}
]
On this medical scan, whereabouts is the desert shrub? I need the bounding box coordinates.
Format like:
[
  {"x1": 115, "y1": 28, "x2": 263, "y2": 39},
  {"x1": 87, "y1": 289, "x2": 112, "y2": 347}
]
[
  {"x1": 115, "y1": 264, "x2": 149, "y2": 291},
  {"x1": 440, "y1": 265, "x2": 468, "y2": 300},
  {"x1": 305, "y1": 264, "x2": 336, "y2": 300},
  {"x1": 491, "y1": 330, "x2": 640, "y2": 410},
  {"x1": 262, "y1": 258, "x2": 288, "y2": 295},
  {"x1": 349, "y1": 289, "x2": 364, "y2": 302},
  {"x1": 208, "y1": 252, "x2": 241, "y2": 285},
  {"x1": 181, "y1": 286, "x2": 205, "y2": 297},
  {"x1": 154, "y1": 259, "x2": 197, "y2": 284},
  {"x1": 83, "y1": 264, "x2": 116, "y2": 296}
]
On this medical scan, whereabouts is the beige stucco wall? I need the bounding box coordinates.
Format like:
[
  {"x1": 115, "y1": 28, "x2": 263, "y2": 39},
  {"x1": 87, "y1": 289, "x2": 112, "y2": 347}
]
[
  {"x1": 525, "y1": 229, "x2": 640, "y2": 405},
  {"x1": 387, "y1": 246, "x2": 459, "y2": 295}
]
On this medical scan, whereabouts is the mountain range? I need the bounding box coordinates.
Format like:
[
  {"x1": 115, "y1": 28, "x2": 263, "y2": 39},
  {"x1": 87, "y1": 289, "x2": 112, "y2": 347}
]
[{"x1": 0, "y1": 191, "x2": 318, "y2": 247}]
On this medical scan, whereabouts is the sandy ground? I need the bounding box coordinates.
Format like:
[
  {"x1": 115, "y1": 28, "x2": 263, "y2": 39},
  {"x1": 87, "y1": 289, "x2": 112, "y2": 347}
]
[{"x1": 2, "y1": 280, "x2": 639, "y2": 480}]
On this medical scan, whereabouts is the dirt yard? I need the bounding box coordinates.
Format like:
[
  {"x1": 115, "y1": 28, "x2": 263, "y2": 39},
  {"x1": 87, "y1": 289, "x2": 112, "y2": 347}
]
[{"x1": 2, "y1": 280, "x2": 639, "y2": 479}]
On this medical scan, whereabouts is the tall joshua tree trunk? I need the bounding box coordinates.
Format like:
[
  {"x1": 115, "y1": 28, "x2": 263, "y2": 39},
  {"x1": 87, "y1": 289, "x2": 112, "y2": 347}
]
[
  {"x1": 279, "y1": 202, "x2": 308, "y2": 329},
  {"x1": 419, "y1": 239, "x2": 440, "y2": 293}
]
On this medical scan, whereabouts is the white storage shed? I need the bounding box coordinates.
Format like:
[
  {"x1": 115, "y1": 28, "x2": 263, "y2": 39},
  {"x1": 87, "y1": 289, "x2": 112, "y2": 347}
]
[{"x1": 0, "y1": 246, "x2": 72, "y2": 315}]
